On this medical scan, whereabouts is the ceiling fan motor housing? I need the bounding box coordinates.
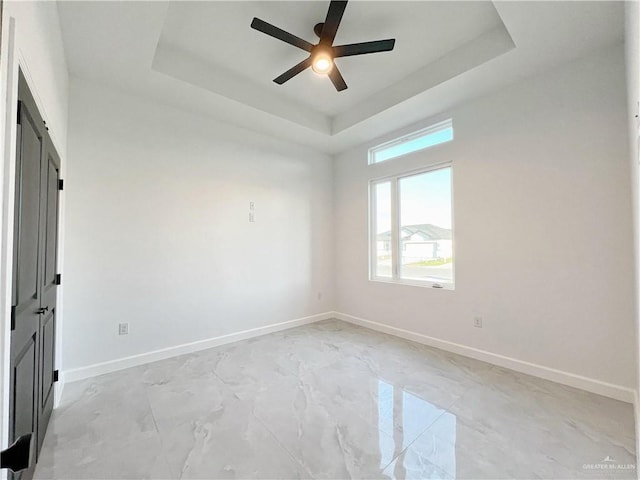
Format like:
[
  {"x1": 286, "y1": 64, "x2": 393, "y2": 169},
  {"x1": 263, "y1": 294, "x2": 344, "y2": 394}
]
[{"x1": 314, "y1": 23, "x2": 325, "y2": 38}]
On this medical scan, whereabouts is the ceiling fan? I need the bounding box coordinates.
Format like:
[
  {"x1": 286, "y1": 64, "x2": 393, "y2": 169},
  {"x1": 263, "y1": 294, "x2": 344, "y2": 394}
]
[{"x1": 250, "y1": 1, "x2": 396, "y2": 92}]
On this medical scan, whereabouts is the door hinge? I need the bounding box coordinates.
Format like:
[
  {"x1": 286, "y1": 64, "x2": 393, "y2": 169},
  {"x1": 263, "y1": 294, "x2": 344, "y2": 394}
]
[
  {"x1": 53, "y1": 370, "x2": 59, "y2": 383},
  {"x1": 10, "y1": 306, "x2": 16, "y2": 331},
  {"x1": 58, "y1": 179, "x2": 64, "y2": 191},
  {"x1": 16, "y1": 101, "x2": 21, "y2": 125},
  {"x1": 55, "y1": 274, "x2": 61, "y2": 285}
]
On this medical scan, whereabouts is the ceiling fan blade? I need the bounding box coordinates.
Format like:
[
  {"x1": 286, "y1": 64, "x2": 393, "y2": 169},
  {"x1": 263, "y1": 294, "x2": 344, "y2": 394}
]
[
  {"x1": 320, "y1": 1, "x2": 348, "y2": 46},
  {"x1": 328, "y1": 65, "x2": 348, "y2": 91},
  {"x1": 251, "y1": 17, "x2": 314, "y2": 52},
  {"x1": 274, "y1": 57, "x2": 313, "y2": 84},
  {"x1": 333, "y1": 39, "x2": 396, "y2": 58}
]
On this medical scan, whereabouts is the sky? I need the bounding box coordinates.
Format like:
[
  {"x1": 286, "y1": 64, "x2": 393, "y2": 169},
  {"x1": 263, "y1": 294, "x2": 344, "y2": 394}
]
[
  {"x1": 373, "y1": 127, "x2": 453, "y2": 164},
  {"x1": 375, "y1": 166, "x2": 452, "y2": 234}
]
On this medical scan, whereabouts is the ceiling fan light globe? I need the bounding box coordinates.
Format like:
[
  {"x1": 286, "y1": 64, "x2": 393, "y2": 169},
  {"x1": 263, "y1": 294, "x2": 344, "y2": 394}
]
[{"x1": 312, "y1": 54, "x2": 333, "y2": 75}]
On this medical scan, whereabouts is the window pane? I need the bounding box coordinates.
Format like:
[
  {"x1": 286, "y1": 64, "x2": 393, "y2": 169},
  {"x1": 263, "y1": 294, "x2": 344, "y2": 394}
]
[
  {"x1": 374, "y1": 182, "x2": 392, "y2": 277},
  {"x1": 369, "y1": 120, "x2": 453, "y2": 164},
  {"x1": 398, "y1": 168, "x2": 453, "y2": 284},
  {"x1": 373, "y1": 127, "x2": 453, "y2": 164}
]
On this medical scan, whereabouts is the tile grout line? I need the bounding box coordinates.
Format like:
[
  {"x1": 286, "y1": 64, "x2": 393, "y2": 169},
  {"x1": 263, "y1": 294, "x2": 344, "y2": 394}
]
[
  {"x1": 379, "y1": 406, "x2": 448, "y2": 472},
  {"x1": 377, "y1": 378, "x2": 477, "y2": 474},
  {"x1": 210, "y1": 364, "x2": 317, "y2": 478},
  {"x1": 232, "y1": 385, "x2": 317, "y2": 479},
  {"x1": 140, "y1": 369, "x2": 181, "y2": 480},
  {"x1": 251, "y1": 409, "x2": 317, "y2": 480}
]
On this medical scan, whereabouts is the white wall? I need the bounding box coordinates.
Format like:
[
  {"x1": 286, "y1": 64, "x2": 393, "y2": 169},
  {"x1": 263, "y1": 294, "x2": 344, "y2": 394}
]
[
  {"x1": 624, "y1": 0, "x2": 640, "y2": 453},
  {"x1": 0, "y1": 0, "x2": 69, "y2": 459},
  {"x1": 62, "y1": 78, "x2": 333, "y2": 370},
  {"x1": 3, "y1": 0, "x2": 69, "y2": 156},
  {"x1": 334, "y1": 44, "x2": 636, "y2": 392}
]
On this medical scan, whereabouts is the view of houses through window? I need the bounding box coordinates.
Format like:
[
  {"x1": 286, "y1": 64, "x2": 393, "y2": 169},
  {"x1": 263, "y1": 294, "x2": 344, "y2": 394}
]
[{"x1": 372, "y1": 166, "x2": 453, "y2": 287}]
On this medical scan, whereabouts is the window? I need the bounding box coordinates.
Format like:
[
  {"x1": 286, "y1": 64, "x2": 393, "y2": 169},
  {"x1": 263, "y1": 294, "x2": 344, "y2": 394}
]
[
  {"x1": 370, "y1": 165, "x2": 454, "y2": 288},
  {"x1": 368, "y1": 119, "x2": 453, "y2": 165}
]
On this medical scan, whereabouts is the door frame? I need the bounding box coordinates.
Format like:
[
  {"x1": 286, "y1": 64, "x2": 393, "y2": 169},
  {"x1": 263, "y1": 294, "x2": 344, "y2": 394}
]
[
  {"x1": 0, "y1": 12, "x2": 66, "y2": 479},
  {"x1": 0, "y1": 16, "x2": 19, "y2": 480}
]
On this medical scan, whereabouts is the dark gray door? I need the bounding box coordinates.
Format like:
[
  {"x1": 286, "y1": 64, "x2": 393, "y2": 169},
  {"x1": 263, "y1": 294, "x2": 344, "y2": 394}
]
[
  {"x1": 36, "y1": 135, "x2": 59, "y2": 451},
  {"x1": 9, "y1": 70, "x2": 60, "y2": 480}
]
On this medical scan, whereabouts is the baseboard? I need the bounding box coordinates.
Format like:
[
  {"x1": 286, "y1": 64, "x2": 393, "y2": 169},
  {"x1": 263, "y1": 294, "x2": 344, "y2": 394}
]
[
  {"x1": 335, "y1": 311, "x2": 636, "y2": 403},
  {"x1": 63, "y1": 312, "x2": 334, "y2": 383},
  {"x1": 53, "y1": 374, "x2": 64, "y2": 408},
  {"x1": 635, "y1": 390, "x2": 639, "y2": 457}
]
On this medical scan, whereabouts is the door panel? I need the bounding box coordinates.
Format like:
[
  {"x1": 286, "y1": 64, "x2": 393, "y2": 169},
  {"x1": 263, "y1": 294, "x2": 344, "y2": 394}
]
[
  {"x1": 37, "y1": 143, "x2": 60, "y2": 450},
  {"x1": 10, "y1": 73, "x2": 46, "y2": 480},
  {"x1": 39, "y1": 311, "x2": 54, "y2": 410},
  {"x1": 14, "y1": 112, "x2": 41, "y2": 307},
  {"x1": 12, "y1": 337, "x2": 37, "y2": 449},
  {"x1": 43, "y1": 154, "x2": 58, "y2": 284}
]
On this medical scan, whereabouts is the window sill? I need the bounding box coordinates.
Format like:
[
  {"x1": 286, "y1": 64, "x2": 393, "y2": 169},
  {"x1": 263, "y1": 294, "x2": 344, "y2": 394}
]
[{"x1": 369, "y1": 277, "x2": 455, "y2": 290}]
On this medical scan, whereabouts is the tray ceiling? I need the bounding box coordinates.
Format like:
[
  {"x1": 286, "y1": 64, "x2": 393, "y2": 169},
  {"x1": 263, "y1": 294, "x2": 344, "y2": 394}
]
[{"x1": 56, "y1": 1, "x2": 624, "y2": 154}]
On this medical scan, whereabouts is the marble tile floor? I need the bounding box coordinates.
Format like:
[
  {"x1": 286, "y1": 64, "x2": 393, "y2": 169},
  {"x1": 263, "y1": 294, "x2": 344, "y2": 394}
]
[{"x1": 34, "y1": 319, "x2": 636, "y2": 479}]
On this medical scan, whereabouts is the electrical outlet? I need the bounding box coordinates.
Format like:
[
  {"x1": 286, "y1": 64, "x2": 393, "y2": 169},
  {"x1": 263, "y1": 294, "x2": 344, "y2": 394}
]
[
  {"x1": 249, "y1": 202, "x2": 255, "y2": 210},
  {"x1": 118, "y1": 323, "x2": 129, "y2": 335},
  {"x1": 249, "y1": 212, "x2": 255, "y2": 223},
  {"x1": 474, "y1": 317, "x2": 483, "y2": 328}
]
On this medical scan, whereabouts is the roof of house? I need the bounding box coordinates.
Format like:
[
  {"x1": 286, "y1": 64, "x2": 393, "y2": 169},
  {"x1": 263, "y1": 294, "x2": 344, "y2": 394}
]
[{"x1": 377, "y1": 224, "x2": 452, "y2": 241}]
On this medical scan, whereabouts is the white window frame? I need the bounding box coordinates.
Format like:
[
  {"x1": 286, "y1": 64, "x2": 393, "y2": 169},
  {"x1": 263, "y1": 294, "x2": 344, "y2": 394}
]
[
  {"x1": 369, "y1": 162, "x2": 455, "y2": 290},
  {"x1": 368, "y1": 119, "x2": 453, "y2": 165}
]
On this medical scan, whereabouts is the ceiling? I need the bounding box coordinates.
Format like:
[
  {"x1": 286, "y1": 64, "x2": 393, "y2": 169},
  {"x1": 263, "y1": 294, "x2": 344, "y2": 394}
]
[{"x1": 56, "y1": 1, "x2": 624, "y2": 155}]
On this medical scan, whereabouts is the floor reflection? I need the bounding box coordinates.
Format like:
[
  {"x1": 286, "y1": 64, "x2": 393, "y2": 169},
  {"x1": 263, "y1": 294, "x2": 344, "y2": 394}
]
[{"x1": 378, "y1": 379, "x2": 456, "y2": 478}]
